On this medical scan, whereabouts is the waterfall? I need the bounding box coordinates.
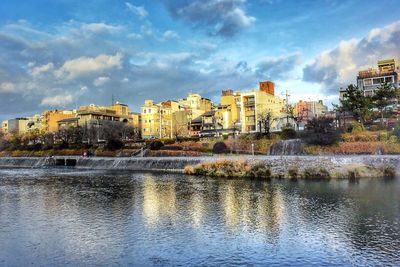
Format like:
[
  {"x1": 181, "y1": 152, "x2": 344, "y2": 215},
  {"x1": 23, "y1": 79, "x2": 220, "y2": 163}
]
[{"x1": 268, "y1": 139, "x2": 304, "y2": 155}]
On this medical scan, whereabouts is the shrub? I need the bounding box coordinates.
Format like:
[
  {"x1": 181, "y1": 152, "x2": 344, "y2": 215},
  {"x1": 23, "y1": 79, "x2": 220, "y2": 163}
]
[
  {"x1": 288, "y1": 168, "x2": 299, "y2": 179},
  {"x1": 105, "y1": 139, "x2": 124, "y2": 150},
  {"x1": 149, "y1": 140, "x2": 164, "y2": 150},
  {"x1": 160, "y1": 145, "x2": 183, "y2": 151},
  {"x1": 302, "y1": 167, "x2": 331, "y2": 179},
  {"x1": 382, "y1": 165, "x2": 396, "y2": 178},
  {"x1": 161, "y1": 139, "x2": 175, "y2": 145},
  {"x1": 281, "y1": 128, "x2": 297, "y2": 140},
  {"x1": 393, "y1": 119, "x2": 400, "y2": 139},
  {"x1": 213, "y1": 141, "x2": 229, "y2": 154},
  {"x1": 247, "y1": 162, "x2": 271, "y2": 179},
  {"x1": 349, "y1": 122, "x2": 365, "y2": 133}
]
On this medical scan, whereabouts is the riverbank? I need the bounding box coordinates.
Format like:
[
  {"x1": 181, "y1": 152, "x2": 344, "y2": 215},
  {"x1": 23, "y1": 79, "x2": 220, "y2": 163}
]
[{"x1": 0, "y1": 155, "x2": 398, "y2": 179}]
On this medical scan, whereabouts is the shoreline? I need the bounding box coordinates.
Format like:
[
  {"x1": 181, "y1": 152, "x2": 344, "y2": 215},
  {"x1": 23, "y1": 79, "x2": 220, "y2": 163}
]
[{"x1": 0, "y1": 155, "x2": 398, "y2": 179}]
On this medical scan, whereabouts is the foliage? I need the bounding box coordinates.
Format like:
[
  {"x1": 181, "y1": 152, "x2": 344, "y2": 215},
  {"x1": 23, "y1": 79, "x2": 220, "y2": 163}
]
[
  {"x1": 160, "y1": 145, "x2": 183, "y2": 151},
  {"x1": 148, "y1": 150, "x2": 207, "y2": 157},
  {"x1": 393, "y1": 119, "x2": 400, "y2": 139},
  {"x1": 339, "y1": 84, "x2": 373, "y2": 126},
  {"x1": 302, "y1": 167, "x2": 331, "y2": 179},
  {"x1": 213, "y1": 141, "x2": 229, "y2": 154},
  {"x1": 105, "y1": 139, "x2": 124, "y2": 150},
  {"x1": 149, "y1": 140, "x2": 164, "y2": 150},
  {"x1": 184, "y1": 159, "x2": 271, "y2": 179},
  {"x1": 280, "y1": 128, "x2": 297, "y2": 140},
  {"x1": 373, "y1": 83, "x2": 396, "y2": 127},
  {"x1": 300, "y1": 117, "x2": 340, "y2": 145},
  {"x1": 348, "y1": 122, "x2": 365, "y2": 133}
]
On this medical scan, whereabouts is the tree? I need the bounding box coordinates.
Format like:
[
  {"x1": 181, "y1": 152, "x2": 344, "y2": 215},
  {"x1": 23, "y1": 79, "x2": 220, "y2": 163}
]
[
  {"x1": 340, "y1": 84, "x2": 372, "y2": 126},
  {"x1": 257, "y1": 110, "x2": 273, "y2": 137},
  {"x1": 373, "y1": 82, "x2": 396, "y2": 127}
]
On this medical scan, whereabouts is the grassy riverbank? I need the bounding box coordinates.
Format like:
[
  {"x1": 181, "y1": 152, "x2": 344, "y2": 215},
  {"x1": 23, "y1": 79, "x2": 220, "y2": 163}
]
[{"x1": 183, "y1": 159, "x2": 396, "y2": 179}]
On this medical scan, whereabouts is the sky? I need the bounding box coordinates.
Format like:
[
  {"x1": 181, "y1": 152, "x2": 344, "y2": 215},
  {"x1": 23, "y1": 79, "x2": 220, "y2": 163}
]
[{"x1": 0, "y1": 0, "x2": 400, "y2": 120}]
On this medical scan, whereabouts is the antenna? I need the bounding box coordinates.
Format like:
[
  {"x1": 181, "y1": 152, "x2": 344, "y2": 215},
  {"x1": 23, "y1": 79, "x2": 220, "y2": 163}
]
[{"x1": 112, "y1": 94, "x2": 114, "y2": 106}]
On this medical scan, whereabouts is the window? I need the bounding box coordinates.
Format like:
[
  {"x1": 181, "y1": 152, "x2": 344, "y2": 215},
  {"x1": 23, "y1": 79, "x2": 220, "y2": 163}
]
[
  {"x1": 373, "y1": 77, "x2": 385, "y2": 84},
  {"x1": 363, "y1": 79, "x2": 372, "y2": 86},
  {"x1": 385, "y1": 76, "x2": 393, "y2": 83}
]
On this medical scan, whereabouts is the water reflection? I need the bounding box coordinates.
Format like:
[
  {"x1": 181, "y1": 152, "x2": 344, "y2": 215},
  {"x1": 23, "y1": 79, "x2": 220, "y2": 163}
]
[{"x1": 0, "y1": 169, "x2": 399, "y2": 266}]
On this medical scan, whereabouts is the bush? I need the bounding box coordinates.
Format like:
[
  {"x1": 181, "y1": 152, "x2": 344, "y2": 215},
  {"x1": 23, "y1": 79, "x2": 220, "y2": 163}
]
[
  {"x1": 303, "y1": 167, "x2": 331, "y2": 179},
  {"x1": 149, "y1": 140, "x2": 164, "y2": 150},
  {"x1": 299, "y1": 130, "x2": 341, "y2": 146},
  {"x1": 213, "y1": 141, "x2": 229, "y2": 154},
  {"x1": 382, "y1": 165, "x2": 396, "y2": 178},
  {"x1": 248, "y1": 162, "x2": 271, "y2": 179},
  {"x1": 280, "y1": 128, "x2": 297, "y2": 140},
  {"x1": 349, "y1": 122, "x2": 365, "y2": 133},
  {"x1": 288, "y1": 168, "x2": 299, "y2": 179},
  {"x1": 160, "y1": 145, "x2": 183, "y2": 151},
  {"x1": 105, "y1": 139, "x2": 124, "y2": 150},
  {"x1": 161, "y1": 139, "x2": 175, "y2": 145}
]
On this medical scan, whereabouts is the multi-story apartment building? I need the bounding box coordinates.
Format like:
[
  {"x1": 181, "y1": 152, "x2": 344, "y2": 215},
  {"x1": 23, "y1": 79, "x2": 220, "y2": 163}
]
[
  {"x1": 178, "y1": 93, "x2": 213, "y2": 120},
  {"x1": 4, "y1": 115, "x2": 43, "y2": 135},
  {"x1": 220, "y1": 90, "x2": 241, "y2": 129},
  {"x1": 1, "y1": 120, "x2": 8, "y2": 133},
  {"x1": 240, "y1": 81, "x2": 285, "y2": 133},
  {"x1": 141, "y1": 100, "x2": 183, "y2": 139},
  {"x1": 357, "y1": 59, "x2": 399, "y2": 96},
  {"x1": 294, "y1": 100, "x2": 328, "y2": 121},
  {"x1": 42, "y1": 110, "x2": 76, "y2": 132}
]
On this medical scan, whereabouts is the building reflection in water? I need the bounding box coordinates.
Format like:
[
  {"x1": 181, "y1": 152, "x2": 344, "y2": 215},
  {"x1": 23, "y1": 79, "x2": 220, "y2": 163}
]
[
  {"x1": 221, "y1": 180, "x2": 285, "y2": 241},
  {"x1": 142, "y1": 174, "x2": 177, "y2": 226}
]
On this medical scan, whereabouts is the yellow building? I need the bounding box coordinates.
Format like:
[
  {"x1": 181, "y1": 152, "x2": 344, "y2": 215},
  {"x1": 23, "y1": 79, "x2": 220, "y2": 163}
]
[
  {"x1": 178, "y1": 93, "x2": 213, "y2": 120},
  {"x1": 240, "y1": 86, "x2": 284, "y2": 133},
  {"x1": 42, "y1": 110, "x2": 76, "y2": 133},
  {"x1": 219, "y1": 90, "x2": 241, "y2": 129},
  {"x1": 141, "y1": 100, "x2": 184, "y2": 139},
  {"x1": 1, "y1": 120, "x2": 8, "y2": 134}
]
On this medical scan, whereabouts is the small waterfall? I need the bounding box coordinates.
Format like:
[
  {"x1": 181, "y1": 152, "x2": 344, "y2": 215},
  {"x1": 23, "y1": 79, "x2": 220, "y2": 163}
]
[{"x1": 268, "y1": 139, "x2": 304, "y2": 155}]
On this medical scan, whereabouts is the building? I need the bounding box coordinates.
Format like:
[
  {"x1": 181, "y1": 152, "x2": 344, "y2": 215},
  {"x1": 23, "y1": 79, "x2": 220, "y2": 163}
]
[
  {"x1": 42, "y1": 110, "x2": 76, "y2": 133},
  {"x1": 1, "y1": 120, "x2": 8, "y2": 133},
  {"x1": 178, "y1": 93, "x2": 213, "y2": 120},
  {"x1": 220, "y1": 90, "x2": 241, "y2": 129},
  {"x1": 240, "y1": 82, "x2": 285, "y2": 133},
  {"x1": 4, "y1": 115, "x2": 43, "y2": 135},
  {"x1": 141, "y1": 100, "x2": 183, "y2": 139},
  {"x1": 294, "y1": 100, "x2": 328, "y2": 121},
  {"x1": 357, "y1": 59, "x2": 399, "y2": 96},
  {"x1": 7, "y1": 118, "x2": 29, "y2": 135}
]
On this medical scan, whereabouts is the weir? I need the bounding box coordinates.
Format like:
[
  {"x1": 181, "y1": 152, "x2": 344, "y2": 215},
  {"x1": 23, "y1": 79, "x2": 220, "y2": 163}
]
[{"x1": 0, "y1": 155, "x2": 399, "y2": 174}]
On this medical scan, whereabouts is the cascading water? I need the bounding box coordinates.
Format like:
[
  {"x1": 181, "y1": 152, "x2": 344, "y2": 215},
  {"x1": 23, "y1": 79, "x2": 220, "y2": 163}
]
[{"x1": 267, "y1": 139, "x2": 304, "y2": 155}]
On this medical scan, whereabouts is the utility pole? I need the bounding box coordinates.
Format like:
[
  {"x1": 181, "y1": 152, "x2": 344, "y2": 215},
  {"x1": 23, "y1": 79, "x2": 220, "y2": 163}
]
[{"x1": 285, "y1": 90, "x2": 290, "y2": 127}]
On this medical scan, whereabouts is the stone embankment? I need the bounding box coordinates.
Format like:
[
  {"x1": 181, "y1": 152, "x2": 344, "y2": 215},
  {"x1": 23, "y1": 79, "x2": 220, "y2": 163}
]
[{"x1": 0, "y1": 155, "x2": 399, "y2": 177}]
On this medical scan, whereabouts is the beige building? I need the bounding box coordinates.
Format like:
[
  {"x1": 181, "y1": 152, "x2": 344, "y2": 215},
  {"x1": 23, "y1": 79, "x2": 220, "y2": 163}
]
[
  {"x1": 240, "y1": 85, "x2": 284, "y2": 133},
  {"x1": 42, "y1": 110, "x2": 76, "y2": 133},
  {"x1": 178, "y1": 93, "x2": 213, "y2": 120},
  {"x1": 141, "y1": 100, "x2": 183, "y2": 139},
  {"x1": 294, "y1": 100, "x2": 328, "y2": 120},
  {"x1": 1, "y1": 120, "x2": 8, "y2": 134}
]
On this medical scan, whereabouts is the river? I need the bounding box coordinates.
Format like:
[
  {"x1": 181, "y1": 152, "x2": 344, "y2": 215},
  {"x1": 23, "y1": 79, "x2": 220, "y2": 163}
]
[{"x1": 0, "y1": 168, "x2": 399, "y2": 266}]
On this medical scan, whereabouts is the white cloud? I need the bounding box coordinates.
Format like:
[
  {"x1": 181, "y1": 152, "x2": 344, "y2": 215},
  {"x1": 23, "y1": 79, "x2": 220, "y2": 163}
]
[
  {"x1": 81, "y1": 23, "x2": 122, "y2": 34},
  {"x1": 0, "y1": 82, "x2": 16, "y2": 93},
  {"x1": 40, "y1": 93, "x2": 74, "y2": 106},
  {"x1": 303, "y1": 21, "x2": 400, "y2": 95},
  {"x1": 125, "y1": 2, "x2": 148, "y2": 18},
  {"x1": 54, "y1": 53, "x2": 123, "y2": 80},
  {"x1": 163, "y1": 30, "x2": 179, "y2": 40},
  {"x1": 163, "y1": 0, "x2": 255, "y2": 37},
  {"x1": 93, "y1": 76, "x2": 110, "y2": 86},
  {"x1": 30, "y1": 63, "x2": 54, "y2": 77}
]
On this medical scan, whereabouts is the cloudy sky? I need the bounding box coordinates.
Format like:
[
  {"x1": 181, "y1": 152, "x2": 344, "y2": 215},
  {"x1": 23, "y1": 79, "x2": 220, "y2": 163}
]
[{"x1": 1, "y1": 0, "x2": 400, "y2": 120}]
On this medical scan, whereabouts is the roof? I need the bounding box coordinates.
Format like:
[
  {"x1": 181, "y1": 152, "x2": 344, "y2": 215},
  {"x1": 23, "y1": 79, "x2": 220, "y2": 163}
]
[
  {"x1": 202, "y1": 110, "x2": 215, "y2": 117},
  {"x1": 191, "y1": 116, "x2": 202, "y2": 124},
  {"x1": 58, "y1": 117, "x2": 79, "y2": 123}
]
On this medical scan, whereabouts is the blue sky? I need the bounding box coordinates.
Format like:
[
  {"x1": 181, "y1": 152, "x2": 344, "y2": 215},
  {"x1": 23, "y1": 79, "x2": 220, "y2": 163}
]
[{"x1": 1, "y1": 0, "x2": 400, "y2": 120}]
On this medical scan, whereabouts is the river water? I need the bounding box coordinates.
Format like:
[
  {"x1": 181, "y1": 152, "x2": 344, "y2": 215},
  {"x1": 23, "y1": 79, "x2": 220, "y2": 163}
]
[{"x1": 0, "y1": 168, "x2": 399, "y2": 266}]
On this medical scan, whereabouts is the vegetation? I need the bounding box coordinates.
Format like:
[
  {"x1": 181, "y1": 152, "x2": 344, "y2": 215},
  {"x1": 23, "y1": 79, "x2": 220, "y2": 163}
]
[
  {"x1": 183, "y1": 160, "x2": 396, "y2": 179},
  {"x1": 212, "y1": 141, "x2": 229, "y2": 154}
]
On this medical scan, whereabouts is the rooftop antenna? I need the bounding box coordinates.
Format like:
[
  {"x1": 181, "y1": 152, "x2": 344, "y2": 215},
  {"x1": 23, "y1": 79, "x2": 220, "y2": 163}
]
[{"x1": 112, "y1": 94, "x2": 114, "y2": 106}]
